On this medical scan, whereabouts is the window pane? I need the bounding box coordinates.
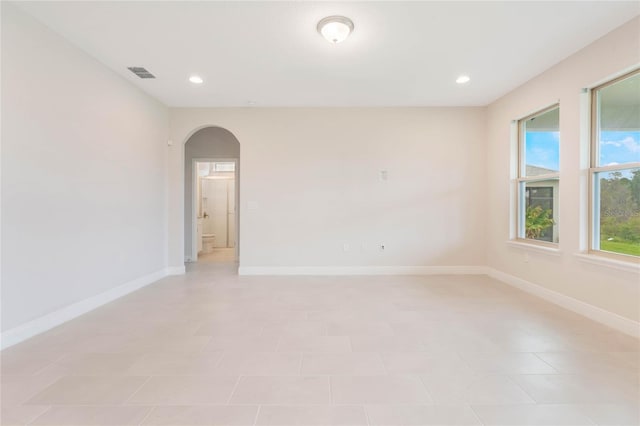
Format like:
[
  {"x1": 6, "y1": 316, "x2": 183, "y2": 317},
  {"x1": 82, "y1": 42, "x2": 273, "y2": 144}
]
[
  {"x1": 597, "y1": 72, "x2": 640, "y2": 166},
  {"x1": 521, "y1": 179, "x2": 558, "y2": 243},
  {"x1": 214, "y1": 162, "x2": 235, "y2": 172},
  {"x1": 596, "y1": 168, "x2": 640, "y2": 256},
  {"x1": 523, "y1": 107, "x2": 559, "y2": 176}
]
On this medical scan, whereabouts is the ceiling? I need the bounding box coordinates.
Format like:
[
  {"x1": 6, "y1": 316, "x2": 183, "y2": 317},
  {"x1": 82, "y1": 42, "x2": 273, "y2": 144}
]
[{"x1": 15, "y1": 1, "x2": 640, "y2": 107}]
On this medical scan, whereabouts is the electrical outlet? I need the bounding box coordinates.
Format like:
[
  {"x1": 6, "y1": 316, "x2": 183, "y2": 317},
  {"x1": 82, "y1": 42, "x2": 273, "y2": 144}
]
[{"x1": 379, "y1": 243, "x2": 386, "y2": 251}]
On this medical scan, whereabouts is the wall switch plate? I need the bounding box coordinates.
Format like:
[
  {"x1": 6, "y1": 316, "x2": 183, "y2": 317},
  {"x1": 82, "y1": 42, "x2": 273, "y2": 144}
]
[
  {"x1": 343, "y1": 243, "x2": 350, "y2": 252},
  {"x1": 379, "y1": 169, "x2": 389, "y2": 181}
]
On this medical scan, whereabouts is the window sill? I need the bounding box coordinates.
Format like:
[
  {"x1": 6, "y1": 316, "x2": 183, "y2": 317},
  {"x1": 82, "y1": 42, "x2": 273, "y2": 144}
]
[
  {"x1": 506, "y1": 240, "x2": 562, "y2": 256},
  {"x1": 574, "y1": 253, "x2": 640, "y2": 274}
]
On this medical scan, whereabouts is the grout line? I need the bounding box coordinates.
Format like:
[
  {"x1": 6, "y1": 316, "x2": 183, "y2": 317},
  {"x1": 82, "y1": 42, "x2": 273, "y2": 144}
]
[
  {"x1": 25, "y1": 405, "x2": 53, "y2": 426},
  {"x1": 123, "y1": 375, "x2": 153, "y2": 405},
  {"x1": 468, "y1": 403, "x2": 487, "y2": 426},
  {"x1": 504, "y1": 374, "x2": 540, "y2": 403},
  {"x1": 137, "y1": 405, "x2": 156, "y2": 426},
  {"x1": 531, "y1": 352, "x2": 561, "y2": 373},
  {"x1": 253, "y1": 405, "x2": 262, "y2": 426},
  {"x1": 226, "y1": 375, "x2": 243, "y2": 405},
  {"x1": 363, "y1": 404, "x2": 371, "y2": 426}
]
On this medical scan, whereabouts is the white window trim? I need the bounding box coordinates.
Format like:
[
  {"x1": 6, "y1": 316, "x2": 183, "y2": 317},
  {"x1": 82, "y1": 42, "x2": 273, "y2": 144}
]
[
  {"x1": 512, "y1": 103, "x2": 561, "y2": 248},
  {"x1": 588, "y1": 69, "x2": 640, "y2": 263},
  {"x1": 506, "y1": 240, "x2": 562, "y2": 256},
  {"x1": 574, "y1": 252, "x2": 640, "y2": 274}
]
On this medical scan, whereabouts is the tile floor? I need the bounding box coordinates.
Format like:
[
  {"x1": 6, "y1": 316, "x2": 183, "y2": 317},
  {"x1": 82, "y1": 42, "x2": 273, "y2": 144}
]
[{"x1": 1, "y1": 260, "x2": 639, "y2": 425}]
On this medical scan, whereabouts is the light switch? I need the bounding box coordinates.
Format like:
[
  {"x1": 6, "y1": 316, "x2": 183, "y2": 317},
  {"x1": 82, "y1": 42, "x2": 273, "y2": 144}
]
[{"x1": 379, "y1": 169, "x2": 388, "y2": 181}]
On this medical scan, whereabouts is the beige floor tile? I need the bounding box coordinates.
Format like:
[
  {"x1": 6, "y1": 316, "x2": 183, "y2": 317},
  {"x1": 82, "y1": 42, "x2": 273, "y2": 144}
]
[
  {"x1": 277, "y1": 336, "x2": 351, "y2": 352},
  {"x1": 382, "y1": 352, "x2": 471, "y2": 375},
  {"x1": 262, "y1": 321, "x2": 327, "y2": 337},
  {"x1": 214, "y1": 352, "x2": 302, "y2": 375},
  {"x1": 256, "y1": 405, "x2": 368, "y2": 425},
  {"x1": 26, "y1": 376, "x2": 149, "y2": 405},
  {"x1": 126, "y1": 376, "x2": 238, "y2": 405},
  {"x1": 203, "y1": 336, "x2": 279, "y2": 352},
  {"x1": 127, "y1": 352, "x2": 224, "y2": 375},
  {"x1": 511, "y1": 374, "x2": 638, "y2": 404},
  {"x1": 301, "y1": 353, "x2": 386, "y2": 375},
  {"x1": 0, "y1": 405, "x2": 50, "y2": 426},
  {"x1": 349, "y1": 335, "x2": 427, "y2": 352},
  {"x1": 53, "y1": 352, "x2": 142, "y2": 375},
  {"x1": 331, "y1": 376, "x2": 431, "y2": 404},
  {"x1": 229, "y1": 376, "x2": 331, "y2": 404},
  {"x1": 420, "y1": 373, "x2": 535, "y2": 404},
  {"x1": 459, "y1": 352, "x2": 558, "y2": 374},
  {"x1": 535, "y1": 351, "x2": 638, "y2": 375},
  {"x1": 141, "y1": 406, "x2": 259, "y2": 425},
  {"x1": 326, "y1": 320, "x2": 395, "y2": 336},
  {"x1": 3, "y1": 263, "x2": 638, "y2": 426},
  {"x1": 194, "y1": 321, "x2": 265, "y2": 336},
  {"x1": 29, "y1": 406, "x2": 152, "y2": 425},
  {"x1": 0, "y1": 350, "x2": 62, "y2": 376},
  {"x1": 577, "y1": 403, "x2": 640, "y2": 426},
  {"x1": 1, "y1": 374, "x2": 62, "y2": 406},
  {"x1": 471, "y1": 404, "x2": 596, "y2": 425},
  {"x1": 366, "y1": 405, "x2": 481, "y2": 425}
]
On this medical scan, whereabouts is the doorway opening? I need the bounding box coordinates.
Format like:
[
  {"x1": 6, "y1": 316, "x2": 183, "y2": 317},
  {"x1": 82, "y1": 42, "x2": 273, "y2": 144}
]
[
  {"x1": 193, "y1": 160, "x2": 238, "y2": 263},
  {"x1": 183, "y1": 126, "x2": 240, "y2": 265}
]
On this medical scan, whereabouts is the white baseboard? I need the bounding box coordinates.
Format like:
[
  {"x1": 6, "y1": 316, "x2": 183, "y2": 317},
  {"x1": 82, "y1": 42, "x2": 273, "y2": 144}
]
[
  {"x1": 166, "y1": 265, "x2": 186, "y2": 275},
  {"x1": 487, "y1": 268, "x2": 640, "y2": 338},
  {"x1": 1, "y1": 268, "x2": 170, "y2": 350},
  {"x1": 238, "y1": 265, "x2": 488, "y2": 276}
]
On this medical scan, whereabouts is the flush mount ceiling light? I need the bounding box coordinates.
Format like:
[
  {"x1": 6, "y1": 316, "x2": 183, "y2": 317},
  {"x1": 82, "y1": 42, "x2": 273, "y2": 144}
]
[
  {"x1": 317, "y1": 16, "x2": 354, "y2": 43},
  {"x1": 456, "y1": 75, "x2": 471, "y2": 84},
  {"x1": 189, "y1": 75, "x2": 204, "y2": 84}
]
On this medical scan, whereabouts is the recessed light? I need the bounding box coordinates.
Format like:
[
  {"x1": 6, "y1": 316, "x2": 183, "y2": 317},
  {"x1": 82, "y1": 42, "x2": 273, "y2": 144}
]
[
  {"x1": 317, "y1": 16, "x2": 354, "y2": 43},
  {"x1": 189, "y1": 75, "x2": 204, "y2": 84},
  {"x1": 456, "y1": 75, "x2": 471, "y2": 84}
]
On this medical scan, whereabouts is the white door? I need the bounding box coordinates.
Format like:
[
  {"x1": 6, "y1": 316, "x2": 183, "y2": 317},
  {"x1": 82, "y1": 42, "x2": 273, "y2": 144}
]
[
  {"x1": 227, "y1": 178, "x2": 236, "y2": 248},
  {"x1": 210, "y1": 179, "x2": 229, "y2": 248}
]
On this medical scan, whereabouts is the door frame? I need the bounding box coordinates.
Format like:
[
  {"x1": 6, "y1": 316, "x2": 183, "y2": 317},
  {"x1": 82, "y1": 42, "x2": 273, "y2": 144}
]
[{"x1": 191, "y1": 157, "x2": 239, "y2": 262}]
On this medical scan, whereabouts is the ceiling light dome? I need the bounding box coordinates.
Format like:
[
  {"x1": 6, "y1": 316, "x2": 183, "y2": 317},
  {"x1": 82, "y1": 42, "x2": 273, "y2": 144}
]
[{"x1": 317, "y1": 16, "x2": 354, "y2": 43}]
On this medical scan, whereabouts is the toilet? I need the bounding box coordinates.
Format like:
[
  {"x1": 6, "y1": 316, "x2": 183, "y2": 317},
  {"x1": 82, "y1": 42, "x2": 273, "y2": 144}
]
[{"x1": 202, "y1": 234, "x2": 216, "y2": 253}]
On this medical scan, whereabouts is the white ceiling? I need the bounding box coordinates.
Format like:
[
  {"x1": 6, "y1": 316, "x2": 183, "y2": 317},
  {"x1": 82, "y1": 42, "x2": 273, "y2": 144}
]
[{"x1": 15, "y1": 1, "x2": 640, "y2": 107}]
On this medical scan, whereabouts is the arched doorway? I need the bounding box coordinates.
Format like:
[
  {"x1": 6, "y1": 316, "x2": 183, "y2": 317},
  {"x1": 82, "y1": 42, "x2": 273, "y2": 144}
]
[{"x1": 184, "y1": 127, "x2": 240, "y2": 263}]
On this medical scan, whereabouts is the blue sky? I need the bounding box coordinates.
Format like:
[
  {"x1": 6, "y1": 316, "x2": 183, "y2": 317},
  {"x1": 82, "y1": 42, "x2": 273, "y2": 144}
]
[
  {"x1": 525, "y1": 131, "x2": 559, "y2": 171},
  {"x1": 599, "y1": 131, "x2": 640, "y2": 166},
  {"x1": 525, "y1": 130, "x2": 640, "y2": 170}
]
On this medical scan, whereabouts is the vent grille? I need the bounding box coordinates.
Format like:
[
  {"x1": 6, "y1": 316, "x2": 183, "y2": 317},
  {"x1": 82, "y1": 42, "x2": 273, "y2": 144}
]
[{"x1": 127, "y1": 67, "x2": 155, "y2": 79}]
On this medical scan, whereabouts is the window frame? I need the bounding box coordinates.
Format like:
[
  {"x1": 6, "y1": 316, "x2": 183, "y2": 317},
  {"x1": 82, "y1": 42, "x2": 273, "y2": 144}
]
[
  {"x1": 516, "y1": 103, "x2": 560, "y2": 247},
  {"x1": 589, "y1": 69, "x2": 640, "y2": 261}
]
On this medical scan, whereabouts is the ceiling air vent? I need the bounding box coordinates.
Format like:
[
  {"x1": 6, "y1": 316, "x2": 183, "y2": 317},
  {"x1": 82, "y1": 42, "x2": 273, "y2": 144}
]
[{"x1": 127, "y1": 67, "x2": 155, "y2": 79}]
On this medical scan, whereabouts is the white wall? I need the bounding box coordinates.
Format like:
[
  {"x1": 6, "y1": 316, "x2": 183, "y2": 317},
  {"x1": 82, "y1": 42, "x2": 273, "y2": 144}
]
[
  {"x1": 486, "y1": 17, "x2": 640, "y2": 322},
  {"x1": 168, "y1": 108, "x2": 487, "y2": 271},
  {"x1": 1, "y1": 4, "x2": 169, "y2": 332}
]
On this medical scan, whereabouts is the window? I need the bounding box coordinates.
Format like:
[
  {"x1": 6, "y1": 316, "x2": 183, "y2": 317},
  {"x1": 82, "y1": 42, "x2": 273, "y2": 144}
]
[
  {"x1": 517, "y1": 105, "x2": 560, "y2": 244},
  {"x1": 591, "y1": 70, "x2": 640, "y2": 258}
]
